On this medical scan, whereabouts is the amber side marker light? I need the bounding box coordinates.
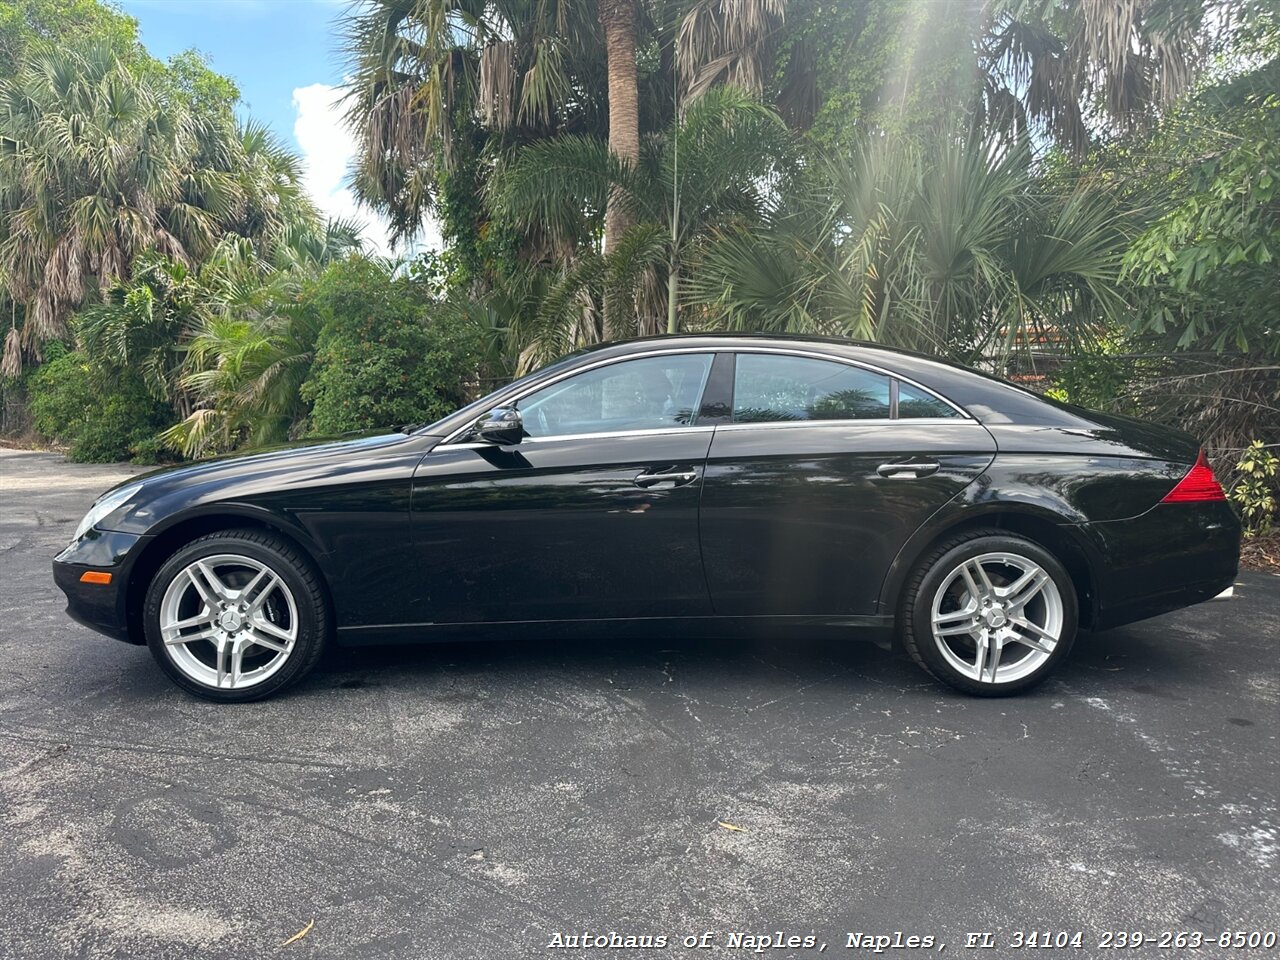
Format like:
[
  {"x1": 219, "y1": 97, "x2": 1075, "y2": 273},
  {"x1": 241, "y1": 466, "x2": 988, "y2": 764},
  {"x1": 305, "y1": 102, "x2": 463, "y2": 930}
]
[
  {"x1": 79, "y1": 571, "x2": 112, "y2": 585},
  {"x1": 1161, "y1": 449, "x2": 1227, "y2": 503}
]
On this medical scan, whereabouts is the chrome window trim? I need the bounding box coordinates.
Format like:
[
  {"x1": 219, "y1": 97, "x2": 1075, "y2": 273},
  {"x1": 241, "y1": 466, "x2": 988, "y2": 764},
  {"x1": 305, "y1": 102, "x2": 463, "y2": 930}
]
[
  {"x1": 440, "y1": 344, "x2": 971, "y2": 445},
  {"x1": 713, "y1": 417, "x2": 982, "y2": 432},
  {"x1": 441, "y1": 426, "x2": 716, "y2": 449},
  {"x1": 522, "y1": 425, "x2": 715, "y2": 445}
]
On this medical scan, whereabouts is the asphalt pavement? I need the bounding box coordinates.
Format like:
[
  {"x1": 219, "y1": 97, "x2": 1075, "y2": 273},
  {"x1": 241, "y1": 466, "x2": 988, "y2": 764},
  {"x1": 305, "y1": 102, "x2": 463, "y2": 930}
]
[{"x1": 1, "y1": 448, "x2": 1277, "y2": 959}]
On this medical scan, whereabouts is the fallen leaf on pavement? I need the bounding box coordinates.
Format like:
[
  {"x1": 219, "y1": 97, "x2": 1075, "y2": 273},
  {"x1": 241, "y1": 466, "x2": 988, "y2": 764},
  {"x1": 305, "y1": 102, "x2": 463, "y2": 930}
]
[{"x1": 282, "y1": 918, "x2": 315, "y2": 946}]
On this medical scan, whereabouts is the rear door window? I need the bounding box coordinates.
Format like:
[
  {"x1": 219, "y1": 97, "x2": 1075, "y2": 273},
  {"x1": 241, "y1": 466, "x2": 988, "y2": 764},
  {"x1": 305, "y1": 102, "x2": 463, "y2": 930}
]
[{"x1": 732, "y1": 354, "x2": 892, "y2": 422}]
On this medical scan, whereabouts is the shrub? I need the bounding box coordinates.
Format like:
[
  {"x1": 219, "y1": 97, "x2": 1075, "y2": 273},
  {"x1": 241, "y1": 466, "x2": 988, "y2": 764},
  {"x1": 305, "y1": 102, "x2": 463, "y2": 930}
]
[
  {"x1": 1231, "y1": 440, "x2": 1279, "y2": 537},
  {"x1": 27, "y1": 351, "x2": 175, "y2": 463},
  {"x1": 300, "y1": 259, "x2": 485, "y2": 435},
  {"x1": 1044, "y1": 336, "x2": 1148, "y2": 413}
]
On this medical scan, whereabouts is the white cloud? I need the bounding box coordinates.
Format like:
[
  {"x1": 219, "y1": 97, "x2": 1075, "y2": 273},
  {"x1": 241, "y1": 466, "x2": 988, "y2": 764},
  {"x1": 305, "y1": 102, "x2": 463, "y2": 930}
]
[{"x1": 291, "y1": 82, "x2": 442, "y2": 258}]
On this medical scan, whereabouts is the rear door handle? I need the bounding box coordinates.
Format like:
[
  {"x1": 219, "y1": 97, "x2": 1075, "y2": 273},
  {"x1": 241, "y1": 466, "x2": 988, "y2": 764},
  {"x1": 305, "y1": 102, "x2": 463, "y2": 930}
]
[
  {"x1": 876, "y1": 460, "x2": 940, "y2": 479},
  {"x1": 634, "y1": 469, "x2": 699, "y2": 488}
]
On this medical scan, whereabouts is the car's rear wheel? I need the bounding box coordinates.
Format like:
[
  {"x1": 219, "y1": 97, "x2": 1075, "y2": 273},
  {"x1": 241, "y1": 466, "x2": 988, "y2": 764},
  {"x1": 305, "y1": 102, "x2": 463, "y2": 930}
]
[
  {"x1": 899, "y1": 530, "x2": 1078, "y2": 696},
  {"x1": 143, "y1": 529, "x2": 329, "y2": 702}
]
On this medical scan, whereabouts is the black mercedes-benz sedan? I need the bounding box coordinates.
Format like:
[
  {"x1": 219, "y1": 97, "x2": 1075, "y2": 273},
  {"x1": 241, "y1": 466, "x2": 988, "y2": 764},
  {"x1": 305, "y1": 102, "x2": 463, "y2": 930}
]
[{"x1": 53, "y1": 335, "x2": 1240, "y2": 702}]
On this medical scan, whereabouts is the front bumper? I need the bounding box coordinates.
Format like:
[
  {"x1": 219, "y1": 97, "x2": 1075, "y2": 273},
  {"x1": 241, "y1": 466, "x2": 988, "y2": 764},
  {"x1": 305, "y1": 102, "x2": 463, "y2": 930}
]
[{"x1": 52, "y1": 529, "x2": 147, "y2": 643}]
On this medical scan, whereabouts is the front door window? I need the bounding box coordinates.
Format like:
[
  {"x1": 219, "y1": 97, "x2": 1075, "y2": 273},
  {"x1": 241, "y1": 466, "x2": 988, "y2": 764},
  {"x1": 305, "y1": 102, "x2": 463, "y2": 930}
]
[{"x1": 518, "y1": 354, "x2": 714, "y2": 439}]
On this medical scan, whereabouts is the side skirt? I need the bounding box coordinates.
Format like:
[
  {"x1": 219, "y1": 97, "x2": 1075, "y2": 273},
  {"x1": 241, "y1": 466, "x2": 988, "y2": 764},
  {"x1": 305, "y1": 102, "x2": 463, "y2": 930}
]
[{"x1": 334, "y1": 614, "x2": 895, "y2": 647}]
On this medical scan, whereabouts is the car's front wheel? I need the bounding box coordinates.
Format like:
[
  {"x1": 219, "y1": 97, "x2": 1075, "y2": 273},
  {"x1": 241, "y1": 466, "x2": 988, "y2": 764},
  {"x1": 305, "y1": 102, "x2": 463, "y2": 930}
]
[
  {"x1": 899, "y1": 530, "x2": 1078, "y2": 696},
  {"x1": 144, "y1": 529, "x2": 329, "y2": 702}
]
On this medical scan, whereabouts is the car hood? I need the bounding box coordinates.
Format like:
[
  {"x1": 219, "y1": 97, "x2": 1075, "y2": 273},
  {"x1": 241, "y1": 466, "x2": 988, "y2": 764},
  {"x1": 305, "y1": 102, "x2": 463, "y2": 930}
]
[{"x1": 93, "y1": 431, "x2": 441, "y2": 536}]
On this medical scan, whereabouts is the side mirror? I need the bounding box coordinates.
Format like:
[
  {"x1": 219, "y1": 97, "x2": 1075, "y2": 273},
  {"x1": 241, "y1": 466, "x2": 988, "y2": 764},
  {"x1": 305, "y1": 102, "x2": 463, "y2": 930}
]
[{"x1": 475, "y1": 406, "x2": 523, "y2": 445}]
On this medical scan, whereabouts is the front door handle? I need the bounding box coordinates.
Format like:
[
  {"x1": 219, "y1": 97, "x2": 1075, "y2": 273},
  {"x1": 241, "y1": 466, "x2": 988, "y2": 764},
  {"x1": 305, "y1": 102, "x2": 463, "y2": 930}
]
[
  {"x1": 876, "y1": 460, "x2": 940, "y2": 479},
  {"x1": 634, "y1": 470, "x2": 699, "y2": 488}
]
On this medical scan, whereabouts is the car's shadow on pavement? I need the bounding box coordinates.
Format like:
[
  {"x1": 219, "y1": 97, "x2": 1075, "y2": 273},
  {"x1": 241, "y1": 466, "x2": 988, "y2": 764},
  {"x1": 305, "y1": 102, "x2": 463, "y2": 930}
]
[
  {"x1": 293, "y1": 620, "x2": 1207, "y2": 701},
  {"x1": 312, "y1": 630, "x2": 905, "y2": 688},
  {"x1": 80, "y1": 607, "x2": 1248, "y2": 708}
]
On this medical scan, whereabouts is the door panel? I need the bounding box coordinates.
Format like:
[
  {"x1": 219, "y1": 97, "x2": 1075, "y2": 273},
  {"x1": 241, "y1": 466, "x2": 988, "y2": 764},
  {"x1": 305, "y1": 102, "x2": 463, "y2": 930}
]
[
  {"x1": 699, "y1": 421, "x2": 996, "y2": 616},
  {"x1": 411, "y1": 431, "x2": 714, "y2": 624}
]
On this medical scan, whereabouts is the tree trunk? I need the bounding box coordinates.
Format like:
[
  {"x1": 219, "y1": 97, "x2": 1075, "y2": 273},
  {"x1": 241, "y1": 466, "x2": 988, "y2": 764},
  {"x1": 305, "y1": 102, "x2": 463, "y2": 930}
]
[{"x1": 598, "y1": 0, "x2": 640, "y2": 258}]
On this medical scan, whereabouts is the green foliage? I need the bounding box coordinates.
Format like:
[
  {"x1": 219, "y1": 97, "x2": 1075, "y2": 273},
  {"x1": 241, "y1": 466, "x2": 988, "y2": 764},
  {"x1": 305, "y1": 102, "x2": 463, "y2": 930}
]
[
  {"x1": 300, "y1": 260, "x2": 485, "y2": 435},
  {"x1": 162, "y1": 49, "x2": 240, "y2": 115},
  {"x1": 0, "y1": 0, "x2": 138, "y2": 74},
  {"x1": 157, "y1": 238, "x2": 322, "y2": 457},
  {"x1": 75, "y1": 254, "x2": 203, "y2": 410},
  {"x1": 0, "y1": 28, "x2": 333, "y2": 376},
  {"x1": 789, "y1": 0, "x2": 983, "y2": 150},
  {"x1": 1046, "y1": 338, "x2": 1148, "y2": 413},
  {"x1": 27, "y1": 352, "x2": 174, "y2": 462},
  {"x1": 429, "y1": 113, "x2": 523, "y2": 296},
  {"x1": 489, "y1": 88, "x2": 794, "y2": 365},
  {"x1": 1122, "y1": 93, "x2": 1280, "y2": 358},
  {"x1": 688, "y1": 133, "x2": 1128, "y2": 357},
  {"x1": 2, "y1": 0, "x2": 1275, "y2": 475},
  {"x1": 1231, "y1": 440, "x2": 1279, "y2": 536},
  {"x1": 1112, "y1": 2, "x2": 1278, "y2": 362}
]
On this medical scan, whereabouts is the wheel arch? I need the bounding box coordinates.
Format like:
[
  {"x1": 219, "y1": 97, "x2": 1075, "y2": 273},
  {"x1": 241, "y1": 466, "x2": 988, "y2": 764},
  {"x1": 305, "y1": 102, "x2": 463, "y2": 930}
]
[
  {"x1": 124, "y1": 508, "x2": 330, "y2": 645},
  {"x1": 880, "y1": 506, "x2": 1100, "y2": 630}
]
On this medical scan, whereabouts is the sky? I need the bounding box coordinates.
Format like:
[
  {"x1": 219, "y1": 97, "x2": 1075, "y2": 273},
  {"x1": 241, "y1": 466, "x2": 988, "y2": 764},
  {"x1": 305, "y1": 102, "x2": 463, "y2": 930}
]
[{"x1": 118, "y1": 0, "x2": 414, "y2": 254}]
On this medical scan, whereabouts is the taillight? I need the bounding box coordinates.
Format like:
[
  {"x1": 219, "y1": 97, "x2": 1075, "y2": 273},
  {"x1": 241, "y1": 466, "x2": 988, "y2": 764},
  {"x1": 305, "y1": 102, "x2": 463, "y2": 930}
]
[{"x1": 1161, "y1": 449, "x2": 1227, "y2": 503}]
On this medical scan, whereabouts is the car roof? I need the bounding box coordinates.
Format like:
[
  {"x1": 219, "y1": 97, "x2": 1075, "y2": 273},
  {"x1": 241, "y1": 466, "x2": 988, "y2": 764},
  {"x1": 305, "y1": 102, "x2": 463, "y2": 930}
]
[{"x1": 576, "y1": 332, "x2": 929, "y2": 359}]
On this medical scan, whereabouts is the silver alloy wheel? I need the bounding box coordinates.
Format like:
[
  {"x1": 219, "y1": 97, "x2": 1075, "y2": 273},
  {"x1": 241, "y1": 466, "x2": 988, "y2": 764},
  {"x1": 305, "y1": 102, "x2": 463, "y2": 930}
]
[
  {"x1": 158, "y1": 553, "x2": 298, "y2": 691},
  {"x1": 929, "y1": 551, "x2": 1064, "y2": 684}
]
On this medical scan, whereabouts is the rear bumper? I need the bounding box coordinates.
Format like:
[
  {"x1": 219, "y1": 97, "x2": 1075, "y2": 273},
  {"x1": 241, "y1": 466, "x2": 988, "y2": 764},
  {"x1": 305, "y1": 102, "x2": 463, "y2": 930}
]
[
  {"x1": 1080, "y1": 500, "x2": 1241, "y2": 630},
  {"x1": 1093, "y1": 572, "x2": 1237, "y2": 630},
  {"x1": 52, "y1": 529, "x2": 147, "y2": 644}
]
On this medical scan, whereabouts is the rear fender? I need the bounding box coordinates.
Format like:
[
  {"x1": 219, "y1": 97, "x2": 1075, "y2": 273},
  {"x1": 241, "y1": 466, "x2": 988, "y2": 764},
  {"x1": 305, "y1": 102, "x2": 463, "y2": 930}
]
[{"x1": 875, "y1": 497, "x2": 1103, "y2": 626}]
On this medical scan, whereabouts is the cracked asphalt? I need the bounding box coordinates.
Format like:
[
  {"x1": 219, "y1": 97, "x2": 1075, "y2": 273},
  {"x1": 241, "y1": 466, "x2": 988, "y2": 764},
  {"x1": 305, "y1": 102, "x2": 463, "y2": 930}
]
[{"x1": 1, "y1": 447, "x2": 1277, "y2": 959}]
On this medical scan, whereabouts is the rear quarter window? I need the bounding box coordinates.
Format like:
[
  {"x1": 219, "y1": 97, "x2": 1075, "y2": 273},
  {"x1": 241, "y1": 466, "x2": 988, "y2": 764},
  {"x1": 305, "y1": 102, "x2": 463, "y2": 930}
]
[{"x1": 897, "y1": 381, "x2": 959, "y2": 418}]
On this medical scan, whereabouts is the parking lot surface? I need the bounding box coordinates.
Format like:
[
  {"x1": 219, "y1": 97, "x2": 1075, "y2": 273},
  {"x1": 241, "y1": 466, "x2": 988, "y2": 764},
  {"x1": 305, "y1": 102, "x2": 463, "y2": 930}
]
[{"x1": 1, "y1": 448, "x2": 1277, "y2": 959}]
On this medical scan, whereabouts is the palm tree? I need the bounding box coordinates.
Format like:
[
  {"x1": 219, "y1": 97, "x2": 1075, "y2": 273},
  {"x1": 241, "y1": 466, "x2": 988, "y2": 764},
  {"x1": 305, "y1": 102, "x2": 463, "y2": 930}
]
[
  {"x1": 341, "y1": 0, "x2": 787, "y2": 258},
  {"x1": 490, "y1": 87, "x2": 792, "y2": 363},
  {"x1": 686, "y1": 132, "x2": 1128, "y2": 358},
  {"x1": 226, "y1": 121, "x2": 319, "y2": 263},
  {"x1": 161, "y1": 303, "x2": 321, "y2": 458},
  {"x1": 275, "y1": 216, "x2": 366, "y2": 273},
  {"x1": 75, "y1": 254, "x2": 205, "y2": 418},
  {"x1": 341, "y1": 0, "x2": 603, "y2": 247},
  {"x1": 0, "y1": 42, "x2": 329, "y2": 375},
  {"x1": 159, "y1": 238, "x2": 324, "y2": 457},
  {"x1": 981, "y1": 0, "x2": 1210, "y2": 154},
  {"x1": 0, "y1": 43, "x2": 205, "y2": 357},
  {"x1": 598, "y1": 0, "x2": 641, "y2": 256},
  {"x1": 675, "y1": 0, "x2": 787, "y2": 100}
]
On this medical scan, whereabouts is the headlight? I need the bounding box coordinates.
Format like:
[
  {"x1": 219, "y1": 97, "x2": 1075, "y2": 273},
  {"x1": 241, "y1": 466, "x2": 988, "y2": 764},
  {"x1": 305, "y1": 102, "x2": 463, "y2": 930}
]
[{"x1": 72, "y1": 483, "x2": 143, "y2": 543}]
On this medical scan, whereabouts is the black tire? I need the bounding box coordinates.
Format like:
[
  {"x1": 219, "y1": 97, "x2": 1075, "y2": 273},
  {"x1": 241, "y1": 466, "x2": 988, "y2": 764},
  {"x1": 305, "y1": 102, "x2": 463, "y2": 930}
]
[
  {"x1": 899, "y1": 529, "x2": 1078, "y2": 697},
  {"x1": 143, "y1": 529, "x2": 330, "y2": 703}
]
